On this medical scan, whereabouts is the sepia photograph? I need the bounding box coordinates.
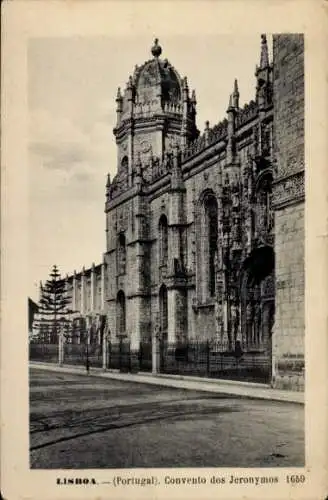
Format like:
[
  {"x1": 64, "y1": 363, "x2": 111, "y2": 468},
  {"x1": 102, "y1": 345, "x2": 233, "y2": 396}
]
[
  {"x1": 2, "y1": 1, "x2": 327, "y2": 500},
  {"x1": 28, "y1": 32, "x2": 305, "y2": 470}
]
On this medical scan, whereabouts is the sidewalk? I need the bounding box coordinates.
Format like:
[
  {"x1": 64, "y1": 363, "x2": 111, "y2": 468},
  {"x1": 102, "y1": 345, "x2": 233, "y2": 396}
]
[{"x1": 30, "y1": 361, "x2": 304, "y2": 405}]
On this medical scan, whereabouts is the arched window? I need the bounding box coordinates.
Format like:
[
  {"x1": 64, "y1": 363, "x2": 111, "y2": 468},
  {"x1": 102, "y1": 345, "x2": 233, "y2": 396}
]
[
  {"x1": 121, "y1": 156, "x2": 129, "y2": 174},
  {"x1": 158, "y1": 215, "x2": 168, "y2": 266},
  {"x1": 197, "y1": 191, "x2": 219, "y2": 302},
  {"x1": 117, "y1": 233, "x2": 126, "y2": 275},
  {"x1": 116, "y1": 290, "x2": 126, "y2": 336},
  {"x1": 159, "y1": 284, "x2": 168, "y2": 340}
]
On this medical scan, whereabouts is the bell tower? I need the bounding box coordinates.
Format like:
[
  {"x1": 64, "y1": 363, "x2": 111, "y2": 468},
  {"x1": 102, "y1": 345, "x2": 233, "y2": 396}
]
[{"x1": 113, "y1": 38, "x2": 198, "y2": 187}]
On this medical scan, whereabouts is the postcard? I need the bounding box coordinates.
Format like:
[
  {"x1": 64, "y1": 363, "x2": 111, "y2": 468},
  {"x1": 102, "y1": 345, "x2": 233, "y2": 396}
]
[{"x1": 1, "y1": 1, "x2": 327, "y2": 499}]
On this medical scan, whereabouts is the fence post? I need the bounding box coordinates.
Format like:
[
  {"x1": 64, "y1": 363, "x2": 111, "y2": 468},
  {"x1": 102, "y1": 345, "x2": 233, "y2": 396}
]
[
  {"x1": 108, "y1": 340, "x2": 111, "y2": 370},
  {"x1": 139, "y1": 341, "x2": 142, "y2": 372},
  {"x1": 102, "y1": 335, "x2": 107, "y2": 371},
  {"x1": 128, "y1": 341, "x2": 132, "y2": 373},
  {"x1": 85, "y1": 340, "x2": 90, "y2": 374},
  {"x1": 58, "y1": 333, "x2": 64, "y2": 366},
  {"x1": 119, "y1": 337, "x2": 122, "y2": 372},
  {"x1": 206, "y1": 340, "x2": 210, "y2": 377},
  {"x1": 152, "y1": 333, "x2": 160, "y2": 375}
]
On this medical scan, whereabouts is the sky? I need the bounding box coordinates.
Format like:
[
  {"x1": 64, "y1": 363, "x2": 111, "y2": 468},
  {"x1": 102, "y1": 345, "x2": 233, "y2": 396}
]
[{"x1": 28, "y1": 34, "x2": 272, "y2": 300}]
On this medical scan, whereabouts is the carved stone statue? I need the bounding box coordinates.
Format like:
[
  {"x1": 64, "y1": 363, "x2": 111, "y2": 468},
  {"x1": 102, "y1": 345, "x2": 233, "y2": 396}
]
[{"x1": 230, "y1": 303, "x2": 240, "y2": 342}]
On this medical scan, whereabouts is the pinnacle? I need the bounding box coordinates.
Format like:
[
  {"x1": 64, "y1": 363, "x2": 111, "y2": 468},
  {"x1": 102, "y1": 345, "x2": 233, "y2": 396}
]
[{"x1": 260, "y1": 33, "x2": 269, "y2": 68}]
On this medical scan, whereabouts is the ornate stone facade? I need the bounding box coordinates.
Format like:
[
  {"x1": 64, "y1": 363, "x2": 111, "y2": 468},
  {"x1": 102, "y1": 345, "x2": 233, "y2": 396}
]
[{"x1": 67, "y1": 35, "x2": 305, "y2": 389}]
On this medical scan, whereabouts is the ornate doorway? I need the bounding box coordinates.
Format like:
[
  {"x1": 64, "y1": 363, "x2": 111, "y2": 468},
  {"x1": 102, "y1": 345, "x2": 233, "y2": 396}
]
[{"x1": 240, "y1": 246, "x2": 274, "y2": 351}]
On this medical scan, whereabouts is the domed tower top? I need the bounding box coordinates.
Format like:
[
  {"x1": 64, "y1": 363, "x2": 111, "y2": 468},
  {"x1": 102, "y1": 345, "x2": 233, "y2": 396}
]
[
  {"x1": 113, "y1": 38, "x2": 199, "y2": 165},
  {"x1": 115, "y1": 38, "x2": 197, "y2": 123},
  {"x1": 132, "y1": 38, "x2": 183, "y2": 110}
]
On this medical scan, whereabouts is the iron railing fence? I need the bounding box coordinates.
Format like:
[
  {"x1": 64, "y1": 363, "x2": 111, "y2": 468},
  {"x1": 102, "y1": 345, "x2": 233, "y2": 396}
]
[
  {"x1": 106, "y1": 340, "x2": 131, "y2": 372},
  {"x1": 139, "y1": 341, "x2": 152, "y2": 372},
  {"x1": 29, "y1": 338, "x2": 270, "y2": 383},
  {"x1": 105, "y1": 340, "x2": 152, "y2": 373},
  {"x1": 63, "y1": 343, "x2": 103, "y2": 368},
  {"x1": 159, "y1": 340, "x2": 270, "y2": 383},
  {"x1": 29, "y1": 343, "x2": 59, "y2": 363}
]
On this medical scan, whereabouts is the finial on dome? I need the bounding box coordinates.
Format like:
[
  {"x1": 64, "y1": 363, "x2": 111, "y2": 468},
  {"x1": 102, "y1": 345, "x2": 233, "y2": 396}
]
[{"x1": 151, "y1": 38, "x2": 162, "y2": 58}]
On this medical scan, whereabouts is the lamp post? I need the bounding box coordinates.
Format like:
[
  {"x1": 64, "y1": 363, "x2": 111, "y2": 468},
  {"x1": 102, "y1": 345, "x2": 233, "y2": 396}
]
[
  {"x1": 85, "y1": 317, "x2": 91, "y2": 374},
  {"x1": 152, "y1": 319, "x2": 161, "y2": 375},
  {"x1": 58, "y1": 328, "x2": 64, "y2": 366}
]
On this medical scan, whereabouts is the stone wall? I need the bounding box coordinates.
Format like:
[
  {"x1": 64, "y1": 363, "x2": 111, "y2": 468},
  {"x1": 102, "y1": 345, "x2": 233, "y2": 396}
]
[{"x1": 272, "y1": 34, "x2": 305, "y2": 390}]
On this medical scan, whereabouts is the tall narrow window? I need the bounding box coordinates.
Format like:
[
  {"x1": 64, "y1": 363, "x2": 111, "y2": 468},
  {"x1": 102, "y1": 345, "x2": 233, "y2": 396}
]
[
  {"x1": 121, "y1": 156, "x2": 129, "y2": 174},
  {"x1": 117, "y1": 290, "x2": 126, "y2": 336},
  {"x1": 117, "y1": 233, "x2": 126, "y2": 275},
  {"x1": 206, "y1": 195, "x2": 218, "y2": 297},
  {"x1": 197, "y1": 190, "x2": 219, "y2": 302},
  {"x1": 159, "y1": 215, "x2": 168, "y2": 266}
]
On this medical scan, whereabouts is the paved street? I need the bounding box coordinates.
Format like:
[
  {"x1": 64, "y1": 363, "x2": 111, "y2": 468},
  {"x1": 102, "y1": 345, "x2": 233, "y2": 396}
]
[{"x1": 29, "y1": 368, "x2": 304, "y2": 469}]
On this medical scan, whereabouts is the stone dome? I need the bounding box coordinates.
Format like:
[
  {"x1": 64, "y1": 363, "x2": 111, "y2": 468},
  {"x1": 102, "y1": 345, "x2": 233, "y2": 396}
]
[{"x1": 133, "y1": 39, "x2": 182, "y2": 107}]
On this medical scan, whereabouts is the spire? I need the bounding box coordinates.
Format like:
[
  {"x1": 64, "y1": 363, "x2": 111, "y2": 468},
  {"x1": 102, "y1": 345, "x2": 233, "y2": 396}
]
[
  {"x1": 233, "y1": 79, "x2": 239, "y2": 108},
  {"x1": 127, "y1": 75, "x2": 133, "y2": 90},
  {"x1": 191, "y1": 89, "x2": 197, "y2": 106},
  {"x1": 125, "y1": 75, "x2": 134, "y2": 113},
  {"x1": 182, "y1": 76, "x2": 189, "y2": 102},
  {"x1": 227, "y1": 93, "x2": 233, "y2": 111},
  {"x1": 106, "y1": 173, "x2": 111, "y2": 199},
  {"x1": 115, "y1": 87, "x2": 123, "y2": 124},
  {"x1": 204, "y1": 120, "x2": 210, "y2": 146},
  {"x1": 260, "y1": 34, "x2": 269, "y2": 69},
  {"x1": 116, "y1": 87, "x2": 122, "y2": 101}
]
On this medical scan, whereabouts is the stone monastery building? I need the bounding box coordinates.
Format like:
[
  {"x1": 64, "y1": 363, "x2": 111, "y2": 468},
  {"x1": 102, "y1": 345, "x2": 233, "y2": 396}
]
[{"x1": 63, "y1": 34, "x2": 304, "y2": 389}]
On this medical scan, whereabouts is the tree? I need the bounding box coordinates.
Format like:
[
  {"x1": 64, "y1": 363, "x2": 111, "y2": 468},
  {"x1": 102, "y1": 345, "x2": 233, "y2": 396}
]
[{"x1": 34, "y1": 265, "x2": 73, "y2": 343}]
